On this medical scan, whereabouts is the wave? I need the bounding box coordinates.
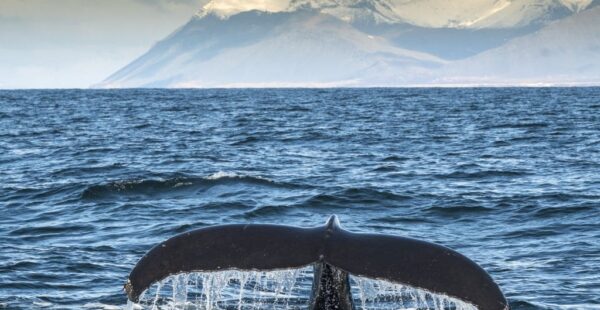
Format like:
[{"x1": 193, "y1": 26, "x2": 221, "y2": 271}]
[
  {"x1": 492, "y1": 140, "x2": 511, "y2": 147},
  {"x1": 508, "y1": 192, "x2": 600, "y2": 203},
  {"x1": 381, "y1": 155, "x2": 409, "y2": 162},
  {"x1": 9, "y1": 224, "x2": 95, "y2": 238},
  {"x1": 483, "y1": 122, "x2": 550, "y2": 130},
  {"x1": 0, "y1": 261, "x2": 39, "y2": 272},
  {"x1": 51, "y1": 163, "x2": 126, "y2": 177},
  {"x1": 81, "y1": 172, "x2": 295, "y2": 200},
  {"x1": 425, "y1": 206, "x2": 494, "y2": 216},
  {"x1": 436, "y1": 170, "x2": 529, "y2": 180},
  {"x1": 243, "y1": 205, "x2": 290, "y2": 218},
  {"x1": 305, "y1": 188, "x2": 412, "y2": 206},
  {"x1": 374, "y1": 216, "x2": 436, "y2": 224},
  {"x1": 501, "y1": 227, "x2": 560, "y2": 239},
  {"x1": 507, "y1": 300, "x2": 543, "y2": 309},
  {"x1": 235, "y1": 188, "x2": 414, "y2": 218},
  {"x1": 230, "y1": 136, "x2": 260, "y2": 146},
  {"x1": 64, "y1": 262, "x2": 105, "y2": 273},
  {"x1": 297, "y1": 188, "x2": 412, "y2": 209},
  {"x1": 533, "y1": 205, "x2": 594, "y2": 218},
  {"x1": 372, "y1": 165, "x2": 398, "y2": 172}
]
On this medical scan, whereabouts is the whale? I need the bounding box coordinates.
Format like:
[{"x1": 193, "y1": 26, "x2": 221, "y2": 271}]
[{"x1": 125, "y1": 216, "x2": 509, "y2": 310}]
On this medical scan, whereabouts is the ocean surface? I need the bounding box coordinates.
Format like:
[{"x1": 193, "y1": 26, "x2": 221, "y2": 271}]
[{"x1": 0, "y1": 88, "x2": 599, "y2": 310}]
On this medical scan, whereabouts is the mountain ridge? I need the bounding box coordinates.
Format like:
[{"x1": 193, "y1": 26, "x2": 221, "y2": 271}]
[
  {"x1": 439, "y1": 5, "x2": 600, "y2": 85},
  {"x1": 98, "y1": 9, "x2": 446, "y2": 88},
  {"x1": 197, "y1": 0, "x2": 596, "y2": 28},
  {"x1": 95, "y1": 0, "x2": 600, "y2": 88}
]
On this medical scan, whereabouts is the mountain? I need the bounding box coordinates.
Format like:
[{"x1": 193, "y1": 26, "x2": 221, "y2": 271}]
[
  {"x1": 197, "y1": 0, "x2": 599, "y2": 60},
  {"x1": 95, "y1": 0, "x2": 600, "y2": 88},
  {"x1": 98, "y1": 10, "x2": 444, "y2": 88},
  {"x1": 199, "y1": 0, "x2": 595, "y2": 28},
  {"x1": 199, "y1": 0, "x2": 398, "y2": 24},
  {"x1": 439, "y1": 6, "x2": 600, "y2": 85}
]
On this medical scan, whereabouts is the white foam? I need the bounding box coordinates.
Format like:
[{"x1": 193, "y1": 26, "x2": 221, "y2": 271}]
[
  {"x1": 128, "y1": 269, "x2": 480, "y2": 310},
  {"x1": 206, "y1": 171, "x2": 243, "y2": 180}
]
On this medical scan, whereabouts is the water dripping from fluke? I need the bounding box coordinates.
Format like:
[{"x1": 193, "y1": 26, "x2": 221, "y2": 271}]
[{"x1": 124, "y1": 216, "x2": 509, "y2": 310}]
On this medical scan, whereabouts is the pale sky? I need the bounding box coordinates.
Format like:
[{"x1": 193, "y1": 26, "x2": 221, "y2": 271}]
[{"x1": 0, "y1": 0, "x2": 209, "y2": 89}]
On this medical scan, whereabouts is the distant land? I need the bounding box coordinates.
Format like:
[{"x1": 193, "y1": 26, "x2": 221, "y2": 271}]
[{"x1": 95, "y1": 0, "x2": 600, "y2": 88}]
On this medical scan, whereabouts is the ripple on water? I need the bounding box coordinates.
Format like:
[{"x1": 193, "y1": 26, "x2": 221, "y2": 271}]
[{"x1": 81, "y1": 172, "x2": 302, "y2": 201}]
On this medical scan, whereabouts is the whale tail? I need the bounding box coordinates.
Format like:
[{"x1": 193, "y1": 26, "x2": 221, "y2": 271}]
[{"x1": 125, "y1": 216, "x2": 509, "y2": 310}]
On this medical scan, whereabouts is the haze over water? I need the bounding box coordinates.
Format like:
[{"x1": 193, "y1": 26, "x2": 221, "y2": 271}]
[{"x1": 0, "y1": 88, "x2": 599, "y2": 309}]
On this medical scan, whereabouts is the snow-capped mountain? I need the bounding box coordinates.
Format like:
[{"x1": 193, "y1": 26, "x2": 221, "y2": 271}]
[
  {"x1": 95, "y1": 0, "x2": 600, "y2": 88},
  {"x1": 440, "y1": 5, "x2": 600, "y2": 85},
  {"x1": 98, "y1": 9, "x2": 445, "y2": 88},
  {"x1": 198, "y1": 0, "x2": 595, "y2": 28},
  {"x1": 198, "y1": 0, "x2": 402, "y2": 24}
]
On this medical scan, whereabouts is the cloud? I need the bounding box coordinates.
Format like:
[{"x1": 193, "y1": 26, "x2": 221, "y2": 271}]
[
  {"x1": 133, "y1": 0, "x2": 209, "y2": 12},
  {"x1": 138, "y1": 0, "x2": 206, "y2": 6}
]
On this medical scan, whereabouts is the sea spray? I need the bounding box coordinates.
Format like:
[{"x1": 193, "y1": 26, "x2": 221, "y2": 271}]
[
  {"x1": 351, "y1": 275, "x2": 477, "y2": 310},
  {"x1": 130, "y1": 268, "x2": 311, "y2": 310},
  {"x1": 128, "y1": 269, "x2": 477, "y2": 310}
]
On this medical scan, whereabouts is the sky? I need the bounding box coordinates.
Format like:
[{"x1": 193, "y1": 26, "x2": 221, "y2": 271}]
[{"x1": 0, "y1": 0, "x2": 209, "y2": 89}]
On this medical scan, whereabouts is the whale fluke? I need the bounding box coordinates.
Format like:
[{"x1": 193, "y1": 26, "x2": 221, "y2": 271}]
[{"x1": 125, "y1": 216, "x2": 509, "y2": 310}]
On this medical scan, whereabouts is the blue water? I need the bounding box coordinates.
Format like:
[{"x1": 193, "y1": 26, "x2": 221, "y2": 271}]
[{"x1": 0, "y1": 88, "x2": 599, "y2": 309}]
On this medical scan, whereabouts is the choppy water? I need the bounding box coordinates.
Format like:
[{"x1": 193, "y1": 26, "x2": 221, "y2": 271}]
[{"x1": 0, "y1": 88, "x2": 599, "y2": 309}]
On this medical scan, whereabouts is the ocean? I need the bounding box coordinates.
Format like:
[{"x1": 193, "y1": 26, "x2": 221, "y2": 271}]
[{"x1": 0, "y1": 88, "x2": 599, "y2": 309}]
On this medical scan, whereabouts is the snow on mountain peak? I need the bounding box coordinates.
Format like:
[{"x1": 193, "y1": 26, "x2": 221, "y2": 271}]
[
  {"x1": 559, "y1": 0, "x2": 594, "y2": 11},
  {"x1": 199, "y1": 0, "x2": 292, "y2": 18},
  {"x1": 197, "y1": 0, "x2": 400, "y2": 23},
  {"x1": 196, "y1": 0, "x2": 596, "y2": 28}
]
